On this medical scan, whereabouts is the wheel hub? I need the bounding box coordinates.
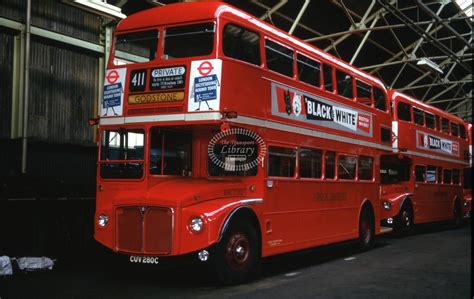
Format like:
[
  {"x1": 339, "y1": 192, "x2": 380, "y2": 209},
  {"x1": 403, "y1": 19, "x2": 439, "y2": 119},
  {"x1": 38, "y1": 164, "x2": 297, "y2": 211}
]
[{"x1": 225, "y1": 233, "x2": 250, "y2": 271}]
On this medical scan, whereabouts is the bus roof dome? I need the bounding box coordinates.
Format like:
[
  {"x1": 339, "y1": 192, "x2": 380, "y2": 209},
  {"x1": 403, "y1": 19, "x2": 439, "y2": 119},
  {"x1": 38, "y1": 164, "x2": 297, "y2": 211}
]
[{"x1": 116, "y1": 2, "x2": 239, "y2": 32}]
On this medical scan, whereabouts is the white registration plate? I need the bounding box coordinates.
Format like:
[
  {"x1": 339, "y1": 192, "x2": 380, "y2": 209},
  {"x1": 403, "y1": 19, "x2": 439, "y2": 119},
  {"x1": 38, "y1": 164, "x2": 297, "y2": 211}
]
[{"x1": 129, "y1": 256, "x2": 159, "y2": 264}]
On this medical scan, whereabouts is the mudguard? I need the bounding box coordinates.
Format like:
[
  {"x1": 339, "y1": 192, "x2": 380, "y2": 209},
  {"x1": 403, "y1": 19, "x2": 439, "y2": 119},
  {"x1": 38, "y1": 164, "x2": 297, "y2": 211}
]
[
  {"x1": 380, "y1": 192, "x2": 413, "y2": 221},
  {"x1": 178, "y1": 198, "x2": 262, "y2": 255}
]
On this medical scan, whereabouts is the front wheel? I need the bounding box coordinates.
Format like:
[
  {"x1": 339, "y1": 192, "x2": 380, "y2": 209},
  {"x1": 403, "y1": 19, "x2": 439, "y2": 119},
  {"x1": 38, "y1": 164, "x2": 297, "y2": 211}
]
[
  {"x1": 358, "y1": 208, "x2": 375, "y2": 250},
  {"x1": 395, "y1": 203, "x2": 413, "y2": 236},
  {"x1": 213, "y1": 221, "x2": 260, "y2": 285}
]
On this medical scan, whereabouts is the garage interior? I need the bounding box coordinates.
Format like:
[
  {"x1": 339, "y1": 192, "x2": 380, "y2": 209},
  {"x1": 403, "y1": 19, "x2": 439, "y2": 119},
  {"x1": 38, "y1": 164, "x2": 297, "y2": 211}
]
[{"x1": 0, "y1": 0, "x2": 472, "y2": 263}]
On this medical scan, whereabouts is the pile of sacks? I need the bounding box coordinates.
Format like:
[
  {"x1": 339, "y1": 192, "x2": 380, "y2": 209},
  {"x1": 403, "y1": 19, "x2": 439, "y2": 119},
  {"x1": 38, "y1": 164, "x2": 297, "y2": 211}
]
[{"x1": 0, "y1": 256, "x2": 54, "y2": 276}]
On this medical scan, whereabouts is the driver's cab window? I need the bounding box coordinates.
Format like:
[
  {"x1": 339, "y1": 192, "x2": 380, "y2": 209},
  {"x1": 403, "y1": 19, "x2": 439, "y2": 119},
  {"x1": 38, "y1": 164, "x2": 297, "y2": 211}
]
[{"x1": 149, "y1": 128, "x2": 192, "y2": 176}]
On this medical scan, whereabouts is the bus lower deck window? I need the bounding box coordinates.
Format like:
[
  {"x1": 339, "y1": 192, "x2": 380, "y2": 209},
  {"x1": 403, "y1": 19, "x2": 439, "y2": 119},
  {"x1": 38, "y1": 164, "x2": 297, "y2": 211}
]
[
  {"x1": 299, "y1": 148, "x2": 322, "y2": 178},
  {"x1": 208, "y1": 130, "x2": 258, "y2": 177},
  {"x1": 100, "y1": 129, "x2": 145, "y2": 179},
  {"x1": 164, "y1": 23, "x2": 215, "y2": 59},
  {"x1": 443, "y1": 169, "x2": 452, "y2": 184},
  {"x1": 324, "y1": 151, "x2": 335, "y2": 179},
  {"x1": 426, "y1": 166, "x2": 436, "y2": 183},
  {"x1": 268, "y1": 146, "x2": 296, "y2": 177},
  {"x1": 452, "y1": 169, "x2": 460, "y2": 184},
  {"x1": 150, "y1": 128, "x2": 192, "y2": 176},
  {"x1": 415, "y1": 165, "x2": 426, "y2": 182},
  {"x1": 358, "y1": 156, "x2": 373, "y2": 180},
  {"x1": 338, "y1": 155, "x2": 357, "y2": 180}
]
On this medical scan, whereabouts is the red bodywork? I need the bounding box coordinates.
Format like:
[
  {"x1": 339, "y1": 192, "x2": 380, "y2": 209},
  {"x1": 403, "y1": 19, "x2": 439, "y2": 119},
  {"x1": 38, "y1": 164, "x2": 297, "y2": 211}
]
[
  {"x1": 95, "y1": 2, "x2": 392, "y2": 259},
  {"x1": 380, "y1": 91, "x2": 469, "y2": 224}
]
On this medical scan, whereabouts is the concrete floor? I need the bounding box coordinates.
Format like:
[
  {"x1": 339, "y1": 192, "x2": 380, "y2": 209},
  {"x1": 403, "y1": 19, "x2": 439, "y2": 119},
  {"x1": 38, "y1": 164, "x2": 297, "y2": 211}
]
[{"x1": 1, "y1": 222, "x2": 471, "y2": 299}]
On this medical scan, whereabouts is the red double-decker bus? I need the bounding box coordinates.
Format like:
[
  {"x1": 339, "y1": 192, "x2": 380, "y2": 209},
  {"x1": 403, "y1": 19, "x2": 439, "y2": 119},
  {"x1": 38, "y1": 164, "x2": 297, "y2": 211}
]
[
  {"x1": 380, "y1": 91, "x2": 470, "y2": 233},
  {"x1": 93, "y1": 2, "x2": 393, "y2": 283}
]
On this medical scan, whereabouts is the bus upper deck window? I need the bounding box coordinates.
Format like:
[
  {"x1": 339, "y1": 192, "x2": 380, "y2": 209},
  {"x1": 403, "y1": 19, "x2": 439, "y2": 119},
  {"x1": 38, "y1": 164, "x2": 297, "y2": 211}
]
[
  {"x1": 336, "y1": 69, "x2": 353, "y2": 99},
  {"x1": 435, "y1": 115, "x2": 441, "y2": 130},
  {"x1": 441, "y1": 118, "x2": 450, "y2": 134},
  {"x1": 164, "y1": 22, "x2": 215, "y2": 59},
  {"x1": 413, "y1": 107, "x2": 424, "y2": 126},
  {"x1": 460, "y1": 125, "x2": 466, "y2": 139},
  {"x1": 322, "y1": 64, "x2": 333, "y2": 92},
  {"x1": 397, "y1": 102, "x2": 411, "y2": 122},
  {"x1": 355, "y1": 80, "x2": 372, "y2": 107},
  {"x1": 450, "y1": 122, "x2": 459, "y2": 137},
  {"x1": 296, "y1": 54, "x2": 321, "y2": 87},
  {"x1": 223, "y1": 24, "x2": 260, "y2": 66},
  {"x1": 425, "y1": 112, "x2": 435, "y2": 129},
  {"x1": 265, "y1": 39, "x2": 294, "y2": 78},
  {"x1": 114, "y1": 30, "x2": 159, "y2": 65},
  {"x1": 373, "y1": 87, "x2": 387, "y2": 112}
]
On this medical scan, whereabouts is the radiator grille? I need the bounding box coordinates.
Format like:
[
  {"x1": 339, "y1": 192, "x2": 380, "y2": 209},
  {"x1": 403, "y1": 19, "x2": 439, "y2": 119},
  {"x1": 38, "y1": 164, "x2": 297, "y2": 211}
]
[{"x1": 116, "y1": 206, "x2": 173, "y2": 254}]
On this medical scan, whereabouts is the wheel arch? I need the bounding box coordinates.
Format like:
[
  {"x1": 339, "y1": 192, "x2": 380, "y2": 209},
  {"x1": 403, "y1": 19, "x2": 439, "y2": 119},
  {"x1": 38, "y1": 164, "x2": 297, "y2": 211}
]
[
  {"x1": 359, "y1": 198, "x2": 375, "y2": 221},
  {"x1": 218, "y1": 205, "x2": 262, "y2": 245}
]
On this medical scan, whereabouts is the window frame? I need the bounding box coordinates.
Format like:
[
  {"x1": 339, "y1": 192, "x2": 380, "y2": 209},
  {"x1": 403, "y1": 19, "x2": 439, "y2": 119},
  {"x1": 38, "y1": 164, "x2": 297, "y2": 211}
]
[
  {"x1": 296, "y1": 52, "x2": 322, "y2": 88},
  {"x1": 264, "y1": 38, "x2": 295, "y2": 78},
  {"x1": 337, "y1": 154, "x2": 358, "y2": 181},
  {"x1": 335, "y1": 68, "x2": 354, "y2": 100},
  {"x1": 298, "y1": 147, "x2": 323, "y2": 180},
  {"x1": 222, "y1": 23, "x2": 261, "y2": 66},
  {"x1": 163, "y1": 21, "x2": 216, "y2": 60},
  {"x1": 397, "y1": 101, "x2": 412, "y2": 122},
  {"x1": 267, "y1": 145, "x2": 297, "y2": 178},
  {"x1": 355, "y1": 79, "x2": 373, "y2": 107}
]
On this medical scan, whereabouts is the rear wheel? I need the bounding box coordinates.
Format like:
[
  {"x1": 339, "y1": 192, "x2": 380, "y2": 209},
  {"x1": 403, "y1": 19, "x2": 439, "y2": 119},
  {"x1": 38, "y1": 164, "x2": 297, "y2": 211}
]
[
  {"x1": 453, "y1": 201, "x2": 462, "y2": 228},
  {"x1": 358, "y1": 207, "x2": 375, "y2": 250},
  {"x1": 213, "y1": 221, "x2": 260, "y2": 284}
]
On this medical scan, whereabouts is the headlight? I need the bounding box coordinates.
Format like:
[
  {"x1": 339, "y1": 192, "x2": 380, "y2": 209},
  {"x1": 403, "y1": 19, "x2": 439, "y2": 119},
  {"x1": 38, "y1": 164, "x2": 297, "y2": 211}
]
[
  {"x1": 464, "y1": 200, "x2": 468, "y2": 207},
  {"x1": 190, "y1": 217, "x2": 204, "y2": 233},
  {"x1": 383, "y1": 201, "x2": 391, "y2": 210},
  {"x1": 98, "y1": 214, "x2": 109, "y2": 227}
]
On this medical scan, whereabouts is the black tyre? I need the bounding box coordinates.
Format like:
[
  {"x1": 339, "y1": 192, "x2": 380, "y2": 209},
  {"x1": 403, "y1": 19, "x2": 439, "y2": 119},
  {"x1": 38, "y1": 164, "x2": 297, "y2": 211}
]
[
  {"x1": 395, "y1": 202, "x2": 413, "y2": 236},
  {"x1": 358, "y1": 207, "x2": 375, "y2": 250},
  {"x1": 453, "y1": 201, "x2": 462, "y2": 228},
  {"x1": 213, "y1": 220, "x2": 261, "y2": 285}
]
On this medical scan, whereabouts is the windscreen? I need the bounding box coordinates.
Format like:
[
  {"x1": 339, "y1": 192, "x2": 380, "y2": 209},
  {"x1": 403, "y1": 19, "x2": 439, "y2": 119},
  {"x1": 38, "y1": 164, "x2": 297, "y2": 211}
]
[{"x1": 100, "y1": 129, "x2": 145, "y2": 179}]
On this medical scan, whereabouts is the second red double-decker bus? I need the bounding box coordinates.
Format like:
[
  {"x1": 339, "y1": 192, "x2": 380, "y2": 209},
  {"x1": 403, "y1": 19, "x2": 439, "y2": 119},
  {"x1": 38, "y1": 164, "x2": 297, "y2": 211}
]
[
  {"x1": 93, "y1": 2, "x2": 393, "y2": 283},
  {"x1": 380, "y1": 91, "x2": 470, "y2": 233}
]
